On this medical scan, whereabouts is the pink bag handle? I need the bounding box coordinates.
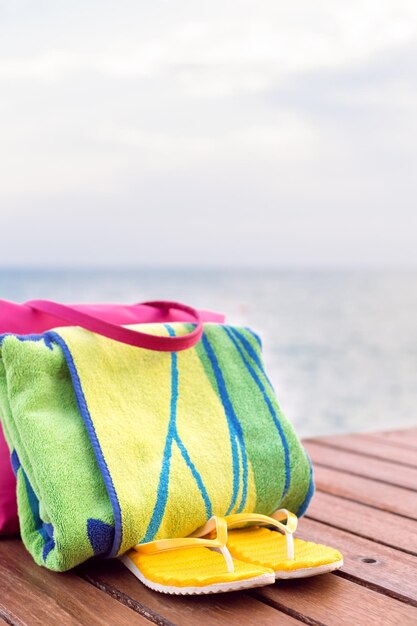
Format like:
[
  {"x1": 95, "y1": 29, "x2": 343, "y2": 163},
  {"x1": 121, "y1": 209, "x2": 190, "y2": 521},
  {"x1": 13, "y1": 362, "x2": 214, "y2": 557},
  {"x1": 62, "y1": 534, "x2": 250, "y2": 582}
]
[{"x1": 26, "y1": 299, "x2": 203, "y2": 352}]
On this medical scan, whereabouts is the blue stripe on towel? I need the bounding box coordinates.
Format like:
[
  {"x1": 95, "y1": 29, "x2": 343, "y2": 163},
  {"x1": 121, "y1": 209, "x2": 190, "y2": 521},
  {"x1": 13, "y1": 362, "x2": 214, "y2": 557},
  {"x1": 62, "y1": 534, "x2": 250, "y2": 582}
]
[
  {"x1": 245, "y1": 328, "x2": 262, "y2": 349},
  {"x1": 21, "y1": 468, "x2": 55, "y2": 562},
  {"x1": 230, "y1": 328, "x2": 274, "y2": 391},
  {"x1": 0, "y1": 333, "x2": 54, "y2": 350},
  {"x1": 142, "y1": 327, "x2": 179, "y2": 542},
  {"x1": 87, "y1": 518, "x2": 115, "y2": 555},
  {"x1": 223, "y1": 326, "x2": 291, "y2": 501},
  {"x1": 174, "y1": 433, "x2": 213, "y2": 519},
  {"x1": 47, "y1": 331, "x2": 123, "y2": 558},
  {"x1": 10, "y1": 449, "x2": 21, "y2": 474},
  {"x1": 201, "y1": 332, "x2": 249, "y2": 514},
  {"x1": 143, "y1": 324, "x2": 212, "y2": 542},
  {"x1": 296, "y1": 453, "x2": 315, "y2": 517}
]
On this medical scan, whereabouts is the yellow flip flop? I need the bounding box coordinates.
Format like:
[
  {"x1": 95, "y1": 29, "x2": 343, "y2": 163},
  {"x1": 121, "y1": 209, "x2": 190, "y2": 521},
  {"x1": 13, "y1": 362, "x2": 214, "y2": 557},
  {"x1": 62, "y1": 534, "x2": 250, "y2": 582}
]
[
  {"x1": 224, "y1": 510, "x2": 343, "y2": 579},
  {"x1": 121, "y1": 517, "x2": 275, "y2": 595}
]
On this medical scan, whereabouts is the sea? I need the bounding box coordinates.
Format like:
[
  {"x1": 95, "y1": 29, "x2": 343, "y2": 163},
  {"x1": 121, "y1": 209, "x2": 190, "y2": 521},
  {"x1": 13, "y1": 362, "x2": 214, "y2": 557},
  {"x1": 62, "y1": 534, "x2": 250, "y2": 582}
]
[{"x1": 1, "y1": 268, "x2": 416, "y2": 438}]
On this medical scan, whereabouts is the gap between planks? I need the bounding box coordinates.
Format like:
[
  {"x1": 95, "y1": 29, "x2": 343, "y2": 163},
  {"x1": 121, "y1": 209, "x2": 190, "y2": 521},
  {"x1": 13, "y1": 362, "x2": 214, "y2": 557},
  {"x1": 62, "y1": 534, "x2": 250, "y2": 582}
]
[
  {"x1": 297, "y1": 516, "x2": 417, "y2": 606},
  {"x1": 0, "y1": 538, "x2": 151, "y2": 626},
  {"x1": 305, "y1": 491, "x2": 417, "y2": 556},
  {"x1": 310, "y1": 464, "x2": 417, "y2": 519},
  {"x1": 305, "y1": 434, "x2": 417, "y2": 469},
  {"x1": 304, "y1": 440, "x2": 417, "y2": 492},
  {"x1": 366, "y1": 428, "x2": 417, "y2": 451},
  {"x1": 251, "y1": 573, "x2": 417, "y2": 626},
  {"x1": 79, "y1": 512, "x2": 417, "y2": 625},
  {"x1": 79, "y1": 561, "x2": 303, "y2": 626}
]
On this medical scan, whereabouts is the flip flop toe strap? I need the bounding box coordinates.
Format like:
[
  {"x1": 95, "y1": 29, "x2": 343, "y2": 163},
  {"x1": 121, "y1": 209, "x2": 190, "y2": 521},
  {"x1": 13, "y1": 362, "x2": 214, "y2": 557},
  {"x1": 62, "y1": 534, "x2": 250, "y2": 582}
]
[
  {"x1": 133, "y1": 516, "x2": 235, "y2": 573},
  {"x1": 225, "y1": 509, "x2": 298, "y2": 560}
]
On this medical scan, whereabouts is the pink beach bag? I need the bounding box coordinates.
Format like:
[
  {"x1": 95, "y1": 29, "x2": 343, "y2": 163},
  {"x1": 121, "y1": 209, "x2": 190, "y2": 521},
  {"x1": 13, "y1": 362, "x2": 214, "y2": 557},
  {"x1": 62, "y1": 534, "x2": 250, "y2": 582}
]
[{"x1": 0, "y1": 299, "x2": 225, "y2": 534}]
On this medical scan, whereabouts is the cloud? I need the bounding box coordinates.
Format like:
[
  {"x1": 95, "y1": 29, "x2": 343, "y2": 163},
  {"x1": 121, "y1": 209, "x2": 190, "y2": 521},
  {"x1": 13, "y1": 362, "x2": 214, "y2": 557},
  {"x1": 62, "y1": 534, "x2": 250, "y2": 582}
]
[
  {"x1": 1, "y1": 1, "x2": 416, "y2": 92},
  {"x1": 0, "y1": 1, "x2": 416, "y2": 267}
]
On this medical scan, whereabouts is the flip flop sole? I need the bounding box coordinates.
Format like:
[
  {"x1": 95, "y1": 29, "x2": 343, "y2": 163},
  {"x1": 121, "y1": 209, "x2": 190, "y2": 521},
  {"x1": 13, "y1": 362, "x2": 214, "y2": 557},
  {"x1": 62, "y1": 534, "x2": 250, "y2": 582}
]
[
  {"x1": 121, "y1": 555, "x2": 275, "y2": 595},
  {"x1": 274, "y1": 558, "x2": 344, "y2": 579},
  {"x1": 227, "y1": 527, "x2": 343, "y2": 579}
]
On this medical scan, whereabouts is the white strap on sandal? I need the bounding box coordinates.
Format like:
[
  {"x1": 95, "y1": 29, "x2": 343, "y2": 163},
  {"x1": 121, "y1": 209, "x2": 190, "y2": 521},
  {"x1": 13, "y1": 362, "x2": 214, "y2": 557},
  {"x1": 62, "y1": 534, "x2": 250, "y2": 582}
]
[
  {"x1": 134, "y1": 516, "x2": 235, "y2": 573},
  {"x1": 225, "y1": 509, "x2": 298, "y2": 560}
]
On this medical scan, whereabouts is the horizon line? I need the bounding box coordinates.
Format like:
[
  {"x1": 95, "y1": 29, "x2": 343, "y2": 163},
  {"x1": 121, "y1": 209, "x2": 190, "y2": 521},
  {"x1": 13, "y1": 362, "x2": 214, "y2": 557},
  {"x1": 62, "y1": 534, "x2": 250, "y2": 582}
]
[{"x1": 0, "y1": 264, "x2": 416, "y2": 273}]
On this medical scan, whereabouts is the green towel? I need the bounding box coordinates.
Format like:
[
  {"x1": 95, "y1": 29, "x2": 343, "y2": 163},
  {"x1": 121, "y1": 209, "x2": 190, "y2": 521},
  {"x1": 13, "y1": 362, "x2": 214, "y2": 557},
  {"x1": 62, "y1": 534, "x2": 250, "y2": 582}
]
[{"x1": 0, "y1": 323, "x2": 314, "y2": 571}]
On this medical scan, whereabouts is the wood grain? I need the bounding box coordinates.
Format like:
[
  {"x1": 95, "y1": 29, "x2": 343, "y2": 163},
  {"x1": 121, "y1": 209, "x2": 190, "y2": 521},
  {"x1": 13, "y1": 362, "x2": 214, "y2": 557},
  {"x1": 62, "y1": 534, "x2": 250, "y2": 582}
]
[
  {"x1": 307, "y1": 433, "x2": 417, "y2": 468},
  {"x1": 305, "y1": 440, "x2": 417, "y2": 490},
  {"x1": 306, "y1": 490, "x2": 417, "y2": 555},
  {"x1": 297, "y1": 517, "x2": 417, "y2": 605},
  {"x1": 254, "y1": 573, "x2": 417, "y2": 626},
  {"x1": 0, "y1": 539, "x2": 151, "y2": 626},
  {"x1": 80, "y1": 559, "x2": 300, "y2": 626},
  {"x1": 2, "y1": 426, "x2": 417, "y2": 625},
  {"x1": 313, "y1": 464, "x2": 417, "y2": 518},
  {"x1": 367, "y1": 428, "x2": 417, "y2": 450}
]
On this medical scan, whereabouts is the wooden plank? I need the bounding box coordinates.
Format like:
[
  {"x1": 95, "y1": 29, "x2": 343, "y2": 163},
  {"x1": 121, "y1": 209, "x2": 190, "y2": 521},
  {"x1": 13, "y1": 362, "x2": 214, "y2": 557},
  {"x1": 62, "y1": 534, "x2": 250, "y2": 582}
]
[
  {"x1": 368, "y1": 428, "x2": 417, "y2": 450},
  {"x1": 0, "y1": 539, "x2": 150, "y2": 626},
  {"x1": 305, "y1": 440, "x2": 417, "y2": 491},
  {"x1": 80, "y1": 558, "x2": 300, "y2": 626},
  {"x1": 306, "y1": 491, "x2": 417, "y2": 555},
  {"x1": 2, "y1": 426, "x2": 416, "y2": 626},
  {"x1": 297, "y1": 517, "x2": 417, "y2": 605},
  {"x1": 254, "y1": 573, "x2": 417, "y2": 626},
  {"x1": 313, "y1": 464, "x2": 417, "y2": 518},
  {"x1": 307, "y1": 434, "x2": 417, "y2": 468}
]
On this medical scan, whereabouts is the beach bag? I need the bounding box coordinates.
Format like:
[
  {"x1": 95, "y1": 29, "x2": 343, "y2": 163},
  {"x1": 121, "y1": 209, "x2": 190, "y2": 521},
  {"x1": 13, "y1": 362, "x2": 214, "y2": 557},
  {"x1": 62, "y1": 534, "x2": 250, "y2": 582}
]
[
  {"x1": 0, "y1": 309, "x2": 314, "y2": 571},
  {"x1": 0, "y1": 299, "x2": 225, "y2": 535}
]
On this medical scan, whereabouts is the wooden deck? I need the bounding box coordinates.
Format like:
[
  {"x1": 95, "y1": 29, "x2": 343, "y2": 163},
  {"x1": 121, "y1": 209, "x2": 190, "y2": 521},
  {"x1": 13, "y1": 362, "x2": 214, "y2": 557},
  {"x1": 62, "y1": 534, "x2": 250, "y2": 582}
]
[{"x1": 1, "y1": 426, "x2": 417, "y2": 625}]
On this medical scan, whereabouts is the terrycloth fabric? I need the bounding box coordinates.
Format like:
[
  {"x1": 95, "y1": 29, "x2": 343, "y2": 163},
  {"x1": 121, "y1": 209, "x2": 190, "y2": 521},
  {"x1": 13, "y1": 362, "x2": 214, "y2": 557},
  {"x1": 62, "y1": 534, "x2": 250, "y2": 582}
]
[
  {"x1": 0, "y1": 301, "x2": 224, "y2": 536},
  {"x1": 0, "y1": 323, "x2": 314, "y2": 571}
]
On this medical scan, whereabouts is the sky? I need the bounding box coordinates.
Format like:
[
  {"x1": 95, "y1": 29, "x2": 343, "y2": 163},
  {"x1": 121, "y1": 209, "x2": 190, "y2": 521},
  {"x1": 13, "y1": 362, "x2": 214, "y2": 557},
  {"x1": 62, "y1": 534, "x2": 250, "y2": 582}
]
[{"x1": 0, "y1": 1, "x2": 416, "y2": 268}]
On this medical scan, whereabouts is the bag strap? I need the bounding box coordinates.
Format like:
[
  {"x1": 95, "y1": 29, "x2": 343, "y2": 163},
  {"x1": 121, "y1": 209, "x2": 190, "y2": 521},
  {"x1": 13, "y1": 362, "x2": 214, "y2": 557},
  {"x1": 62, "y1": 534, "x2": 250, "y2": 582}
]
[{"x1": 26, "y1": 299, "x2": 203, "y2": 352}]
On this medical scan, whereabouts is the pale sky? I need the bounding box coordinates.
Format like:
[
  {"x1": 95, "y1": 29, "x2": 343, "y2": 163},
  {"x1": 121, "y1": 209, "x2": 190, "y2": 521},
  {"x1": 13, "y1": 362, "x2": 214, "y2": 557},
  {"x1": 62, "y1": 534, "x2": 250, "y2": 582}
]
[{"x1": 0, "y1": 1, "x2": 416, "y2": 268}]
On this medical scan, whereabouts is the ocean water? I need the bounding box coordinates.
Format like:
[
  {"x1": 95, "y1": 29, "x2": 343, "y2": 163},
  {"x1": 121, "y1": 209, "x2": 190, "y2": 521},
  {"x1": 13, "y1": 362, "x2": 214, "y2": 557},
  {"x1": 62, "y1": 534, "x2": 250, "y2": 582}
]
[{"x1": 1, "y1": 268, "x2": 416, "y2": 438}]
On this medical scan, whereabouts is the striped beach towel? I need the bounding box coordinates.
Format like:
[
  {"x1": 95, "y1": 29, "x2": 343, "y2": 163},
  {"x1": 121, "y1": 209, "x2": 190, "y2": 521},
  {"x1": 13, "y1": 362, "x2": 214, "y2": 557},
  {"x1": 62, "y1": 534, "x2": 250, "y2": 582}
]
[{"x1": 0, "y1": 323, "x2": 314, "y2": 571}]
